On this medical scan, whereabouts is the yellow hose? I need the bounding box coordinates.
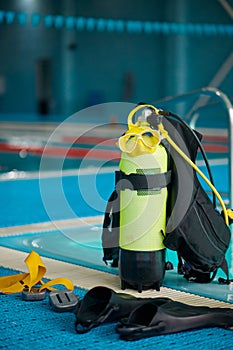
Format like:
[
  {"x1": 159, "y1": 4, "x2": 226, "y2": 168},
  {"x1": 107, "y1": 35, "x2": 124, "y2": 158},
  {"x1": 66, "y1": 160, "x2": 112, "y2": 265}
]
[{"x1": 158, "y1": 123, "x2": 229, "y2": 226}]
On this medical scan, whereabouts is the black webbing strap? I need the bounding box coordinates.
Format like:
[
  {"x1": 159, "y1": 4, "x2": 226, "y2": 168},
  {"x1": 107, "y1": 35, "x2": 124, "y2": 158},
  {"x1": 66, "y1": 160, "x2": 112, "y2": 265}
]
[
  {"x1": 102, "y1": 190, "x2": 119, "y2": 266},
  {"x1": 115, "y1": 170, "x2": 171, "y2": 191}
]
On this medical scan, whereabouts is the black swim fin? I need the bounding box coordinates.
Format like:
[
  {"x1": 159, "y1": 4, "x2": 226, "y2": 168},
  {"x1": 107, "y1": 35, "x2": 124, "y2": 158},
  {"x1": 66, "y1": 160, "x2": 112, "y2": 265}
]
[
  {"x1": 75, "y1": 286, "x2": 170, "y2": 333},
  {"x1": 117, "y1": 300, "x2": 233, "y2": 340}
]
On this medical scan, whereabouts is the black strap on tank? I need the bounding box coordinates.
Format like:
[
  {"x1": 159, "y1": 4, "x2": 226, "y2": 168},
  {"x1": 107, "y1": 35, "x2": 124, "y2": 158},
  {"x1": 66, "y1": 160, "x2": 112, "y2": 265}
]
[{"x1": 115, "y1": 170, "x2": 171, "y2": 191}]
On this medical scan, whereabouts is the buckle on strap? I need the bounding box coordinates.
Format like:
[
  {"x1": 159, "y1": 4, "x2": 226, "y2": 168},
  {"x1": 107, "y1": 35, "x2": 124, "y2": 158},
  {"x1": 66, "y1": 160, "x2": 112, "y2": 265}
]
[
  {"x1": 22, "y1": 286, "x2": 46, "y2": 301},
  {"x1": 49, "y1": 289, "x2": 79, "y2": 312}
]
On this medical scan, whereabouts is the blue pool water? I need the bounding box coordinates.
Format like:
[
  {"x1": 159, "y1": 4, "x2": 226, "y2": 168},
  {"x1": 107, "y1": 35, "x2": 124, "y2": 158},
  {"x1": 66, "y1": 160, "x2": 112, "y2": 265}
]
[
  {"x1": 0, "y1": 151, "x2": 118, "y2": 174},
  {"x1": 0, "y1": 171, "x2": 115, "y2": 227},
  {"x1": 0, "y1": 161, "x2": 229, "y2": 228}
]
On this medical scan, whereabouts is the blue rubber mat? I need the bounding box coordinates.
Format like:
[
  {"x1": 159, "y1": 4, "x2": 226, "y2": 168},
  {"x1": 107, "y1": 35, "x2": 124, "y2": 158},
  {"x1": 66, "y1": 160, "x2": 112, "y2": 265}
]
[{"x1": 1, "y1": 267, "x2": 233, "y2": 350}]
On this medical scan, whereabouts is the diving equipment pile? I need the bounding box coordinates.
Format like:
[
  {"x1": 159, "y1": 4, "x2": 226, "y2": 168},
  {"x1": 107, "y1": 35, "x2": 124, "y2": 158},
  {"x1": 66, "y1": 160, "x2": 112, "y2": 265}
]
[{"x1": 102, "y1": 104, "x2": 232, "y2": 291}]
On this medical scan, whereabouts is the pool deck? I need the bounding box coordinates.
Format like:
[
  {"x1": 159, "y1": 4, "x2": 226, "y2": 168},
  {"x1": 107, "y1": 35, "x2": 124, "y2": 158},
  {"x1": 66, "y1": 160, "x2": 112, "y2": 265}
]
[
  {"x1": 0, "y1": 219, "x2": 232, "y2": 309},
  {"x1": 1, "y1": 245, "x2": 232, "y2": 308}
]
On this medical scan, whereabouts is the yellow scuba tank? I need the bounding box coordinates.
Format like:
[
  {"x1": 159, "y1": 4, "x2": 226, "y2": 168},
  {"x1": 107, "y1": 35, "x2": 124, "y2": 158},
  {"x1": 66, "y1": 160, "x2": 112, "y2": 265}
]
[{"x1": 117, "y1": 104, "x2": 170, "y2": 292}]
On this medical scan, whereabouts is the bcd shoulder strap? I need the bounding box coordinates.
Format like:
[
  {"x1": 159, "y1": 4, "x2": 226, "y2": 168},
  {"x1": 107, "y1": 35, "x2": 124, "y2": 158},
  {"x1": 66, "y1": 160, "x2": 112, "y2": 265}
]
[{"x1": 102, "y1": 189, "x2": 120, "y2": 267}]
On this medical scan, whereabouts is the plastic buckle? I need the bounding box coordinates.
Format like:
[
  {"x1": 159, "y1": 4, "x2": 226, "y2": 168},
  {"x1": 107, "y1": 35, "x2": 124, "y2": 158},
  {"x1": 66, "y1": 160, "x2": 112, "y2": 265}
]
[
  {"x1": 49, "y1": 289, "x2": 79, "y2": 312},
  {"x1": 22, "y1": 286, "x2": 46, "y2": 301}
]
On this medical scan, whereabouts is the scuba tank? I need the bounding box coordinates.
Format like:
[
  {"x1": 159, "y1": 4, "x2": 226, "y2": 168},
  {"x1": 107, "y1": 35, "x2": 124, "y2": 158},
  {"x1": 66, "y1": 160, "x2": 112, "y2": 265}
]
[
  {"x1": 102, "y1": 103, "x2": 233, "y2": 292},
  {"x1": 116, "y1": 105, "x2": 171, "y2": 292}
]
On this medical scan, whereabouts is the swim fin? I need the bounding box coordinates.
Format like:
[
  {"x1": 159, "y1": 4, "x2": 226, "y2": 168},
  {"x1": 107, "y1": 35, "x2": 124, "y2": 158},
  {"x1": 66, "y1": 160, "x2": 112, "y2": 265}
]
[
  {"x1": 117, "y1": 300, "x2": 233, "y2": 340},
  {"x1": 75, "y1": 286, "x2": 170, "y2": 333}
]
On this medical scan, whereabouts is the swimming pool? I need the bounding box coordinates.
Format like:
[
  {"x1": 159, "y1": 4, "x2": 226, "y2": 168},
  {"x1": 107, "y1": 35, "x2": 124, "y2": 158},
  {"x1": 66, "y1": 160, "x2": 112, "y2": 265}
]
[{"x1": 0, "y1": 116, "x2": 232, "y2": 305}]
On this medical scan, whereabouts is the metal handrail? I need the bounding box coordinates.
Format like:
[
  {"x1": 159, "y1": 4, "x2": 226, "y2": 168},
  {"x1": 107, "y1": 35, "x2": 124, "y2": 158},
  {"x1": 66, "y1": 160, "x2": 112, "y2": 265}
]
[{"x1": 154, "y1": 87, "x2": 233, "y2": 208}]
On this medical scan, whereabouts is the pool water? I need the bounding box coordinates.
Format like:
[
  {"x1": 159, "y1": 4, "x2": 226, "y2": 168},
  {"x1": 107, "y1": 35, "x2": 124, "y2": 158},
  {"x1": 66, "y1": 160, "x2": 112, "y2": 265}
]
[{"x1": 0, "y1": 151, "x2": 119, "y2": 174}]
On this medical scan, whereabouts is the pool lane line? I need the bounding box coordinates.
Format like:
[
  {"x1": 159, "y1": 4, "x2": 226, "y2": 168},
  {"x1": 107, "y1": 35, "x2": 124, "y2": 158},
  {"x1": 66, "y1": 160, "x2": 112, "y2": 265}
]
[
  {"x1": 0, "y1": 141, "x2": 121, "y2": 159},
  {"x1": 0, "y1": 165, "x2": 118, "y2": 180},
  {"x1": 0, "y1": 157, "x2": 227, "y2": 181}
]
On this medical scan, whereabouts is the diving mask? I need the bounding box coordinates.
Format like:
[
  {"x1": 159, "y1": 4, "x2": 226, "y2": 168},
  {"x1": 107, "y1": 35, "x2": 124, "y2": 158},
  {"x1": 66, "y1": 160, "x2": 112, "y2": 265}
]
[{"x1": 118, "y1": 127, "x2": 161, "y2": 156}]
